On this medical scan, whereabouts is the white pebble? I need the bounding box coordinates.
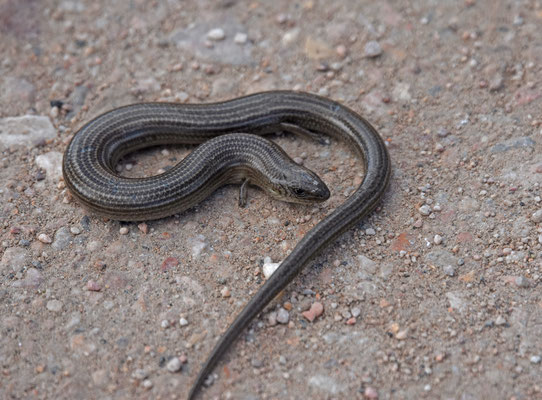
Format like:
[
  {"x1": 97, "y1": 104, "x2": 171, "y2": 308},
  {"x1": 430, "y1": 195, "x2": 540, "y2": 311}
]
[
  {"x1": 70, "y1": 226, "x2": 81, "y2": 235},
  {"x1": 161, "y1": 319, "x2": 170, "y2": 329},
  {"x1": 531, "y1": 355, "x2": 541, "y2": 364},
  {"x1": 207, "y1": 28, "x2": 225, "y2": 41},
  {"x1": 263, "y1": 256, "x2": 280, "y2": 279},
  {"x1": 142, "y1": 379, "x2": 153, "y2": 389},
  {"x1": 532, "y1": 209, "x2": 542, "y2": 223},
  {"x1": 495, "y1": 315, "x2": 506, "y2": 326},
  {"x1": 119, "y1": 227, "x2": 129, "y2": 235},
  {"x1": 38, "y1": 233, "x2": 52, "y2": 244},
  {"x1": 351, "y1": 307, "x2": 361, "y2": 318},
  {"x1": 234, "y1": 32, "x2": 247, "y2": 44},
  {"x1": 179, "y1": 317, "x2": 188, "y2": 327},
  {"x1": 434, "y1": 234, "x2": 443, "y2": 245},
  {"x1": 166, "y1": 357, "x2": 182, "y2": 372},
  {"x1": 276, "y1": 308, "x2": 289, "y2": 324}
]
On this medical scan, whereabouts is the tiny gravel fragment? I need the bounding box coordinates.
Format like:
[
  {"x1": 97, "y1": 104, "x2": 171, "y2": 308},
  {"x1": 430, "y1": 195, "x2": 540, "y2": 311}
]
[
  {"x1": 220, "y1": 286, "x2": 231, "y2": 298},
  {"x1": 437, "y1": 127, "x2": 449, "y2": 137},
  {"x1": 443, "y1": 265, "x2": 456, "y2": 277},
  {"x1": 530, "y1": 355, "x2": 541, "y2": 364},
  {"x1": 86, "y1": 280, "x2": 101, "y2": 292},
  {"x1": 434, "y1": 234, "x2": 443, "y2": 245},
  {"x1": 515, "y1": 276, "x2": 530, "y2": 288},
  {"x1": 302, "y1": 302, "x2": 324, "y2": 322},
  {"x1": 166, "y1": 357, "x2": 182, "y2": 372},
  {"x1": 364, "y1": 386, "x2": 379, "y2": 399},
  {"x1": 179, "y1": 317, "x2": 188, "y2": 326},
  {"x1": 70, "y1": 226, "x2": 81, "y2": 235},
  {"x1": 276, "y1": 307, "x2": 289, "y2": 324},
  {"x1": 495, "y1": 316, "x2": 506, "y2": 326},
  {"x1": 119, "y1": 227, "x2": 129, "y2": 235},
  {"x1": 137, "y1": 223, "x2": 148, "y2": 234},
  {"x1": 207, "y1": 28, "x2": 225, "y2": 41},
  {"x1": 161, "y1": 320, "x2": 170, "y2": 329},
  {"x1": 132, "y1": 369, "x2": 148, "y2": 380},
  {"x1": 234, "y1": 32, "x2": 247, "y2": 44},
  {"x1": 142, "y1": 379, "x2": 153, "y2": 389},
  {"x1": 263, "y1": 256, "x2": 280, "y2": 278},
  {"x1": 38, "y1": 233, "x2": 52, "y2": 244},
  {"x1": 364, "y1": 41, "x2": 382, "y2": 57},
  {"x1": 419, "y1": 205, "x2": 431, "y2": 216},
  {"x1": 532, "y1": 209, "x2": 542, "y2": 223}
]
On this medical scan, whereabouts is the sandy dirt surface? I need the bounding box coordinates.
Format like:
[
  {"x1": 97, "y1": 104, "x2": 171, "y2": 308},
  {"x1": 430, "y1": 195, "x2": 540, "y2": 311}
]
[{"x1": 1, "y1": 0, "x2": 542, "y2": 399}]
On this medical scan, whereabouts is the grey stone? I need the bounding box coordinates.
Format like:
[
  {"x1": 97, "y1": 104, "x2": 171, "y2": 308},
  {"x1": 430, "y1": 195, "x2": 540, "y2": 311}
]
[
  {"x1": 52, "y1": 227, "x2": 72, "y2": 250},
  {"x1": 276, "y1": 307, "x2": 289, "y2": 324},
  {"x1": 490, "y1": 137, "x2": 536, "y2": 153},
  {"x1": 0, "y1": 115, "x2": 56, "y2": 148},
  {"x1": 364, "y1": 41, "x2": 382, "y2": 57}
]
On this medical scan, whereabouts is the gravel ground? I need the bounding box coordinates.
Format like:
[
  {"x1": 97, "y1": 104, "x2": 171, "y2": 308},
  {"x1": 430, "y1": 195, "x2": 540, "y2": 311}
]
[{"x1": 1, "y1": 1, "x2": 542, "y2": 399}]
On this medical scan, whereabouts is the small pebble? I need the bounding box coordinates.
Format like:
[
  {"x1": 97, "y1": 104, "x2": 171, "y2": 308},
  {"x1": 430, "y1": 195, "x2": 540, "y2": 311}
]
[
  {"x1": 234, "y1": 32, "x2": 247, "y2": 44},
  {"x1": 495, "y1": 315, "x2": 507, "y2": 326},
  {"x1": 443, "y1": 265, "x2": 456, "y2": 277},
  {"x1": 351, "y1": 307, "x2": 361, "y2": 318},
  {"x1": 532, "y1": 209, "x2": 542, "y2": 223},
  {"x1": 179, "y1": 317, "x2": 188, "y2": 327},
  {"x1": 515, "y1": 276, "x2": 530, "y2": 288},
  {"x1": 365, "y1": 228, "x2": 376, "y2": 235},
  {"x1": 142, "y1": 379, "x2": 153, "y2": 389},
  {"x1": 419, "y1": 205, "x2": 431, "y2": 216},
  {"x1": 364, "y1": 41, "x2": 382, "y2": 57},
  {"x1": 220, "y1": 286, "x2": 231, "y2": 298},
  {"x1": 364, "y1": 386, "x2": 379, "y2": 399},
  {"x1": 434, "y1": 234, "x2": 443, "y2": 245},
  {"x1": 268, "y1": 311, "x2": 277, "y2": 326},
  {"x1": 161, "y1": 320, "x2": 170, "y2": 329},
  {"x1": 263, "y1": 256, "x2": 280, "y2": 278},
  {"x1": 132, "y1": 369, "x2": 148, "y2": 380},
  {"x1": 86, "y1": 280, "x2": 101, "y2": 292},
  {"x1": 276, "y1": 308, "x2": 290, "y2": 324},
  {"x1": 396, "y1": 329, "x2": 408, "y2": 340},
  {"x1": 437, "y1": 127, "x2": 449, "y2": 137},
  {"x1": 207, "y1": 28, "x2": 225, "y2": 41},
  {"x1": 302, "y1": 302, "x2": 324, "y2": 322},
  {"x1": 119, "y1": 227, "x2": 129, "y2": 235},
  {"x1": 138, "y1": 223, "x2": 148, "y2": 234},
  {"x1": 166, "y1": 357, "x2": 182, "y2": 372},
  {"x1": 530, "y1": 355, "x2": 541, "y2": 364},
  {"x1": 38, "y1": 233, "x2": 52, "y2": 244},
  {"x1": 346, "y1": 317, "x2": 356, "y2": 325}
]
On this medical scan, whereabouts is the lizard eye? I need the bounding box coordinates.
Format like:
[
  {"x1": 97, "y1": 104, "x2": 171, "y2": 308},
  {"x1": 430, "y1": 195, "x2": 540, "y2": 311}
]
[{"x1": 292, "y1": 187, "x2": 306, "y2": 197}]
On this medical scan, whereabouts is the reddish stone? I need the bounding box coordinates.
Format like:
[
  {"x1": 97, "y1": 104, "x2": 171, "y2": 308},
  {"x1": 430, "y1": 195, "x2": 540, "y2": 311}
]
[{"x1": 161, "y1": 257, "x2": 179, "y2": 272}]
